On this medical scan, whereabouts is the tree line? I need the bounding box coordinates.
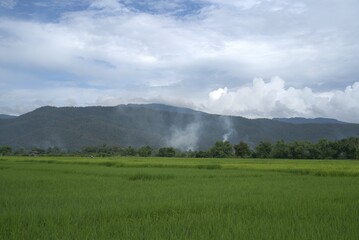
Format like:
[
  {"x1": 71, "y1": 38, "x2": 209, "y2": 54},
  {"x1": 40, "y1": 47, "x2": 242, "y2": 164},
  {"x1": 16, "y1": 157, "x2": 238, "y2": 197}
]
[{"x1": 0, "y1": 137, "x2": 358, "y2": 159}]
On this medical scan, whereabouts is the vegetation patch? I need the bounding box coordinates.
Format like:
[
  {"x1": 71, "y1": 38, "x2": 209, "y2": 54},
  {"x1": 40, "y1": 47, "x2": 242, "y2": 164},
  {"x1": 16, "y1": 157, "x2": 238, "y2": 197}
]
[
  {"x1": 97, "y1": 161, "x2": 117, "y2": 167},
  {"x1": 196, "y1": 164, "x2": 222, "y2": 170},
  {"x1": 1, "y1": 157, "x2": 359, "y2": 239},
  {"x1": 229, "y1": 173, "x2": 263, "y2": 178},
  {"x1": 275, "y1": 169, "x2": 359, "y2": 177},
  {"x1": 128, "y1": 173, "x2": 175, "y2": 181}
]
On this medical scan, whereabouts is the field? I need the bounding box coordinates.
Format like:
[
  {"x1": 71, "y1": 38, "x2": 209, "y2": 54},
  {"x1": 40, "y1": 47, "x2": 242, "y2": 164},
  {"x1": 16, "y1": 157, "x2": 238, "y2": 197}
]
[{"x1": 1, "y1": 156, "x2": 359, "y2": 239}]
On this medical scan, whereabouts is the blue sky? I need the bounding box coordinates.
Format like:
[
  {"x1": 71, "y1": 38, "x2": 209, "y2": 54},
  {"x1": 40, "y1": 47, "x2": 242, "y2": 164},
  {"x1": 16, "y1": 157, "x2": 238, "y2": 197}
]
[{"x1": 1, "y1": 0, "x2": 359, "y2": 122}]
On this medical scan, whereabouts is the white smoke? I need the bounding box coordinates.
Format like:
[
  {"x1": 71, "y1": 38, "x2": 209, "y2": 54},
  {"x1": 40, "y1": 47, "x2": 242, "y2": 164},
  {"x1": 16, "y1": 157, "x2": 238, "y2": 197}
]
[
  {"x1": 222, "y1": 130, "x2": 233, "y2": 142},
  {"x1": 167, "y1": 122, "x2": 201, "y2": 151},
  {"x1": 221, "y1": 116, "x2": 235, "y2": 142}
]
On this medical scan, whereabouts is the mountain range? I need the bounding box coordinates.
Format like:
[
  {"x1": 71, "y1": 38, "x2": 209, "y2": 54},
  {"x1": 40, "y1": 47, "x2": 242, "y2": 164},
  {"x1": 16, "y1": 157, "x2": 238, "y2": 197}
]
[
  {"x1": 0, "y1": 104, "x2": 358, "y2": 150},
  {"x1": 273, "y1": 117, "x2": 346, "y2": 124},
  {"x1": 0, "y1": 114, "x2": 17, "y2": 120}
]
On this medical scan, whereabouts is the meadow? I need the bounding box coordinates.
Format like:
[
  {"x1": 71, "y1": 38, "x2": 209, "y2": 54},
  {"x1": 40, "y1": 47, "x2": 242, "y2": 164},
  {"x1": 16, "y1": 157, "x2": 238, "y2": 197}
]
[{"x1": 1, "y1": 156, "x2": 359, "y2": 239}]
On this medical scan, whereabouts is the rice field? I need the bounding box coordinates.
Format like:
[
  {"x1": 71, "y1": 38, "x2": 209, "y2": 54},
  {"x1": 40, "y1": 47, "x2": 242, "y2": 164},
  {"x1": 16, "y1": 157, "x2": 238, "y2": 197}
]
[{"x1": 1, "y1": 156, "x2": 359, "y2": 239}]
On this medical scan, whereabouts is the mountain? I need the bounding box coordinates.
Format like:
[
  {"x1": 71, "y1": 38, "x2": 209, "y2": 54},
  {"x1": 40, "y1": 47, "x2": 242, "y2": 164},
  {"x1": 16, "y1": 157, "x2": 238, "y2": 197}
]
[
  {"x1": 0, "y1": 114, "x2": 17, "y2": 120},
  {"x1": 129, "y1": 103, "x2": 199, "y2": 114},
  {"x1": 1, "y1": 104, "x2": 359, "y2": 150},
  {"x1": 273, "y1": 117, "x2": 346, "y2": 124}
]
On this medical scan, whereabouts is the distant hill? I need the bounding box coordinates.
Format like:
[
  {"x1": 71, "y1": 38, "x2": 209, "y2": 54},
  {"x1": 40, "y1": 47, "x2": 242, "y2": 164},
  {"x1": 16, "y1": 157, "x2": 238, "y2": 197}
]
[
  {"x1": 0, "y1": 114, "x2": 17, "y2": 120},
  {"x1": 273, "y1": 117, "x2": 346, "y2": 124},
  {"x1": 1, "y1": 104, "x2": 359, "y2": 150},
  {"x1": 130, "y1": 103, "x2": 199, "y2": 114}
]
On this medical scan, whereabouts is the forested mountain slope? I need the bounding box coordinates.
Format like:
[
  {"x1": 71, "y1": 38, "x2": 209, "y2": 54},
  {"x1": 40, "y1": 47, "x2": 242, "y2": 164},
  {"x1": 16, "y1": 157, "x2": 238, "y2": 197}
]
[{"x1": 0, "y1": 104, "x2": 358, "y2": 150}]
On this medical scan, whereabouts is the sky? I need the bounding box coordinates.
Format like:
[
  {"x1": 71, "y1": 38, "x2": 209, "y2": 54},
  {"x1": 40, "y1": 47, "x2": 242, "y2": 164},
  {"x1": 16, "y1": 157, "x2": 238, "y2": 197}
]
[{"x1": 0, "y1": 0, "x2": 359, "y2": 122}]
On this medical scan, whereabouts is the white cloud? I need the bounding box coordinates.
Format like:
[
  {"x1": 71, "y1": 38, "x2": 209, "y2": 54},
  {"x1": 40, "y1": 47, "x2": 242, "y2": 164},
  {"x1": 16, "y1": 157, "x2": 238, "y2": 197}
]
[
  {"x1": 205, "y1": 77, "x2": 359, "y2": 123},
  {"x1": 209, "y1": 87, "x2": 228, "y2": 101},
  {"x1": 2, "y1": 76, "x2": 359, "y2": 123}
]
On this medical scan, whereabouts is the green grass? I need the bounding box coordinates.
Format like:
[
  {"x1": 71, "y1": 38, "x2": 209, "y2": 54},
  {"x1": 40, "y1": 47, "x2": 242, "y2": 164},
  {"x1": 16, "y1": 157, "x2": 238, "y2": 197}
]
[{"x1": 1, "y1": 156, "x2": 359, "y2": 239}]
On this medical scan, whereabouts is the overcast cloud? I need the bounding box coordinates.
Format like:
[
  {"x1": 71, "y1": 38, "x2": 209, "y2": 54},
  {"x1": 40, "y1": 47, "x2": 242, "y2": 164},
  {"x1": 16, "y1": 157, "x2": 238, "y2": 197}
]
[{"x1": 0, "y1": 0, "x2": 358, "y2": 122}]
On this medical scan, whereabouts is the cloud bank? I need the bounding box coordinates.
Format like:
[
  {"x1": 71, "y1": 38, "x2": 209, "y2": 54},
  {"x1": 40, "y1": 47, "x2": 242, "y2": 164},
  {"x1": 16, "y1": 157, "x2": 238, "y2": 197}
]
[
  {"x1": 0, "y1": 0, "x2": 359, "y2": 122},
  {"x1": 207, "y1": 77, "x2": 359, "y2": 123}
]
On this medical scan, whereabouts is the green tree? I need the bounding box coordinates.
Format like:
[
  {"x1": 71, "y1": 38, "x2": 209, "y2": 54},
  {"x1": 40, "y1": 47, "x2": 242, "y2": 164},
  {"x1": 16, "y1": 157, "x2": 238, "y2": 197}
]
[
  {"x1": 29, "y1": 147, "x2": 45, "y2": 156},
  {"x1": 122, "y1": 146, "x2": 137, "y2": 156},
  {"x1": 336, "y1": 138, "x2": 359, "y2": 159},
  {"x1": 158, "y1": 147, "x2": 176, "y2": 157},
  {"x1": 317, "y1": 139, "x2": 336, "y2": 159},
  {"x1": 307, "y1": 143, "x2": 321, "y2": 159},
  {"x1": 110, "y1": 146, "x2": 122, "y2": 156},
  {"x1": 288, "y1": 141, "x2": 309, "y2": 159},
  {"x1": 255, "y1": 141, "x2": 272, "y2": 158},
  {"x1": 13, "y1": 148, "x2": 26, "y2": 156},
  {"x1": 210, "y1": 141, "x2": 233, "y2": 158},
  {"x1": 0, "y1": 146, "x2": 12, "y2": 156},
  {"x1": 82, "y1": 146, "x2": 98, "y2": 156},
  {"x1": 46, "y1": 147, "x2": 62, "y2": 156},
  {"x1": 138, "y1": 146, "x2": 152, "y2": 157},
  {"x1": 234, "y1": 141, "x2": 250, "y2": 158},
  {"x1": 271, "y1": 140, "x2": 289, "y2": 158}
]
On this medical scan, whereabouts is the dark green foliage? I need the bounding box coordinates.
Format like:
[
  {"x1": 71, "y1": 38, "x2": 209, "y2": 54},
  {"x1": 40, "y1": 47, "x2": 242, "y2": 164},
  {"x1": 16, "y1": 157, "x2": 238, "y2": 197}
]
[
  {"x1": 122, "y1": 146, "x2": 137, "y2": 156},
  {"x1": 317, "y1": 139, "x2": 337, "y2": 159},
  {"x1": 234, "y1": 141, "x2": 250, "y2": 158},
  {"x1": 271, "y1": 140, "x2": 290, "y2": 158},
  {"x1": 138, "y1": 146, "x2": 152, "y2": 157},
  {"x1": 255, "y1": 141, "x2": 272, "y2": 158},
  {"x1": 46, "y1": 147, "x2": 62, "y2": 156},
  {"x1": 82, "y1": 145, "x2": 122, "y2": 157},
  {"x1": 196, "y1": 164, "x2": 222, "y2": 169},
  {"x1": 288, "y1": 141, "x2": 308, "y2": 159},
  {"x1": 335, "y1": 138, "x2": 359, "y2": 159},
  {"x1": 0, "y1": 146, "x2": 12, "y2": 156},
  {"x1": 13, "y1": 148, "x2": 26, "y2": 156},
  {"x1": 1, "y1": 137, "x2": 358, "y2": 159},
  {"x1": 128, "y1": 173, "x2": 174, "y2": 181},
  {"x1": 158, "y1": 147, "x2": 176, "y2": 157},
  {"x1": 210, "y1": 141, "x2": 233, "y2": 158},
  {"x1": 29, "y1": 147, "x2": 45, "y2": 156}
]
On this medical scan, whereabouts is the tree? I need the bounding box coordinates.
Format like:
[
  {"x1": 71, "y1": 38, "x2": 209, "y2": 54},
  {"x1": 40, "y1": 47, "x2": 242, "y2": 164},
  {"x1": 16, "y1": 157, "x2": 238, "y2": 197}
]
[
  {"x1": 29, "y1": 147, "x2": 45, "y2": 156},
  {"x1": 317, "y1": 139, "x2": 336, "y2": 159},
  {"x1": 210, "y1": 141, "x2": 233, "y2": 158},
  {"x1": 46, "y1": 147, "x2": 62, "y2": 156},
  {"x1": 288, "y1": 141, "x2": 308, "y2": 159},
  {"x1": 307, "y1": 143, "x2": 321, "y2": 159},
  {"x1": 234, "y1": 141, "x2": 250, "y2": 158},
  {"x1": 158, "y1": 147, "x2": 176, "y2": 157},
  {"x1": 335, "y1": 138, "x2": 359, "y2": 159},
  {"x1": 271, "y1": 140, "x2": 289, "y2": 158},
  {"x1": 82, "y1": 146, "x2": 98, "y2": 156},
  {"x1": 98, "y1": 144, "x2": 113, "y2": 156},
  {"x1": 255, "y1": 141, "x2": 272, "y2": 158},
  {"x1": 0, "y1": 146, "x2": 12, "y2": 156},
  {"x1": 138, "y1": 146, "x2": 152, "y2": 157},
  {"x1": 13, "y1": 148, "x2": 26, "y2": 156},
  {"x1": 122, "y1": 146, "x2": 137, "y2": 156}
]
